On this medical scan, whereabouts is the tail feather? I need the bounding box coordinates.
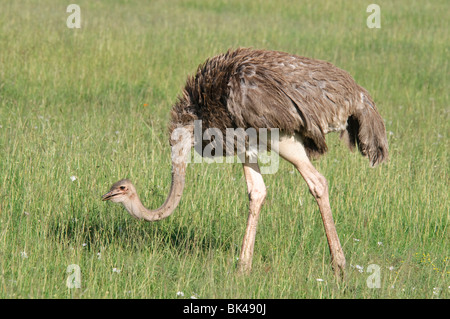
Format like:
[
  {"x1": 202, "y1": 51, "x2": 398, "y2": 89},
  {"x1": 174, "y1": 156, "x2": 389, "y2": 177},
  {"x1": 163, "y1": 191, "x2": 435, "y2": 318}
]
[{"x1": 341, "y1": 96, "x2": 389, "y2": 167}]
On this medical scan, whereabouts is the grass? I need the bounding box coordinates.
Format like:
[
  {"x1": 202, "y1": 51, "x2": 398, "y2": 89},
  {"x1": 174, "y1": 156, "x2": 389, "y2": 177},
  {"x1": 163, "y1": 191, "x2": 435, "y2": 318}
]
[{"x1": 0, "y1": 0, "x2": 448, "y2": 299}]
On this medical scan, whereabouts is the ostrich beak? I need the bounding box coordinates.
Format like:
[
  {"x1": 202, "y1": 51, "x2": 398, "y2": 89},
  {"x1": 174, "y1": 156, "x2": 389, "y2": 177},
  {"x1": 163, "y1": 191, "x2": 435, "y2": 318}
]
[
  {"x1": 102, "y1": 190, "x2": 119, "y2": 201},
  {"x1": 101, "y1": 191, "x2": 112, "y2": 201}
]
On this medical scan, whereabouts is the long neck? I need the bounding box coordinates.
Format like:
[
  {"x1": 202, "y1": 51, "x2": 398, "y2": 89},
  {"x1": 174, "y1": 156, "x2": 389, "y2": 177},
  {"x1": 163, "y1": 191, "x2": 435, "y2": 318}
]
[
  {"x1": 126, "y1": 162, "x2": 186, "y2": 221},
  {"x1": 124, "y1": 129, "x2": 191, "y2": 221}
]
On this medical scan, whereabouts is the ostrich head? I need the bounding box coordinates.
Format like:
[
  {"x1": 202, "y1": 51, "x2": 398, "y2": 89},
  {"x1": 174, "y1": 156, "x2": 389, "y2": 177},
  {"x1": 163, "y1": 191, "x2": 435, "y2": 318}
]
[
  {"x1": 101, "y1": 172, "x2": 186, "y2": 221},
  {"x1": 101, "y1": 179, "x2": 136, "y2": 204}
]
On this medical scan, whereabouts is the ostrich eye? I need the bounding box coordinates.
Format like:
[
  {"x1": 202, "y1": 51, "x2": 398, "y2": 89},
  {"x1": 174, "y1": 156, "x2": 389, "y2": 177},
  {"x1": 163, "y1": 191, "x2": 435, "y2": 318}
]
[{"x1": 120, "y1": 186, "x2": 126, "y2": 190}]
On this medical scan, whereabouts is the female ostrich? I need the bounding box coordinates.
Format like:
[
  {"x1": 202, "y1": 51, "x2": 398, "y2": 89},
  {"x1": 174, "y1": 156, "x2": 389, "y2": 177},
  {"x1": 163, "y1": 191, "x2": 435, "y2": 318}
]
[{"x1": 102, "y1": 48, "x2": 388, "y2": 278}]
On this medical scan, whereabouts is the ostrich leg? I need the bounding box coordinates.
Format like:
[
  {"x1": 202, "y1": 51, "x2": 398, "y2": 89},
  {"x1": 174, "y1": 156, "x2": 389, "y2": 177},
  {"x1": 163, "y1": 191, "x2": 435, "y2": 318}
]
[
  {"x1": 297, "y1": 160, "x2": 346, "y2": 279},
  {"x1": 276, "y1": 133, "x2": 346, "y2": 279},
  {"x1": 237, "y1": 161, "x2": 267, "y2": 274}
]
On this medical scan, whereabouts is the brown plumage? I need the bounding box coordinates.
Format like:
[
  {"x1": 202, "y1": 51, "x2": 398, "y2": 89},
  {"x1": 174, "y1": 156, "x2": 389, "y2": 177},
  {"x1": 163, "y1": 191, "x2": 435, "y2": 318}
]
[
  {"x1": 104, "y1": 48, "x2": 389, "y2": 279},
  {"x1": 170, "y1": 47, "x2": 388, "y2": 165}
]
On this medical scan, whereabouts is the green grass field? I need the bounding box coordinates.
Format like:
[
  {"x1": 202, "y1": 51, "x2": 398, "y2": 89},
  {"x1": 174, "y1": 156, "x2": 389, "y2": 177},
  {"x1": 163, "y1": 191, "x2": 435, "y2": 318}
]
[{"x1": 0, "y1": 0, "x2": 448, "y2": 299}]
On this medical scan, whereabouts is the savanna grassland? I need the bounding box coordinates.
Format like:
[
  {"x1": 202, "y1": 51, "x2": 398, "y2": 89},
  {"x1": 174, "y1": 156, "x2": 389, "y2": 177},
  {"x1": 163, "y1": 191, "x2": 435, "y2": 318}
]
[{"x1": 0, "y1": 0, "x2": 448, "y2": 299}]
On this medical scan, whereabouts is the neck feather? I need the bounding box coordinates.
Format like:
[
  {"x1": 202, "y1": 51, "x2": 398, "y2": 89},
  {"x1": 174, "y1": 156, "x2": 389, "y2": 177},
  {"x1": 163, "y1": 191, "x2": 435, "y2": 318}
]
[{"x1": 122, "y1": 134, "x2": 190, "y2": 221}]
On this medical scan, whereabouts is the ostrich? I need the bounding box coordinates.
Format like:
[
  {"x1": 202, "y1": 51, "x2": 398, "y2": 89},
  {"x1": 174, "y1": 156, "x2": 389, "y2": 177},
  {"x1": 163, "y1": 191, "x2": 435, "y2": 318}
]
[{"x1": 102, "y1": 48, "x2": 388, "y2": 278}]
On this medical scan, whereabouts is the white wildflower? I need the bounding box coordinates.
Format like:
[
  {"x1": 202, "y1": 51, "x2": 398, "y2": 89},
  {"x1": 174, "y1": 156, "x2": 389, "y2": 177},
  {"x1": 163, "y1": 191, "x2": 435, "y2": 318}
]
[
  {"x1": 112, "y1": 268, "x2": 121, "y2": 273},
  {"x1": 191, "y1": 292, "x2": 200, "y2": 299},
  {"x1": 70, "y1": 176, "x2": 77, "y2": 182},
  {"x1": 176, "y1": 291, "x2": 184, "y2": 297},
  {"x1": 316, "y1": 278, "x2": 324, "y2": 282},
  {"x1": 20, "y1": 251, "x2": 28, "y2": 259},
  {"x1": 353, "y1": 238, "x2": 360, "y2": 242},
  {"x1": 355, "y1": 265, "x2": 364, "y2": 273},
  {"x1": 377, "y1": 242, "x2": 383, "y2": 246}
]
